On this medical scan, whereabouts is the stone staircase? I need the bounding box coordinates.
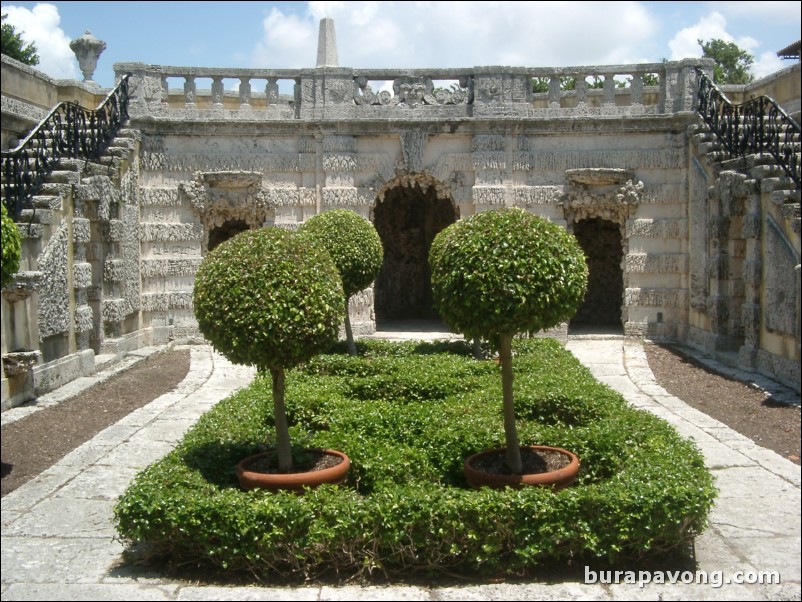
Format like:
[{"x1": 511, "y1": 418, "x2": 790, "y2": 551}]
[
  {"x1": 2, "y1": 99, "x2": 139, "y2": 404},
  {"x1": 691, "y1": 124, "x2": 801, "y2": 233}
]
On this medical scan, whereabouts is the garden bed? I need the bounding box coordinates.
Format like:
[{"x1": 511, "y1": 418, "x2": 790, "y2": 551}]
[{"x1": 114, "y1": 338, "x2": 715, "y2": 582}]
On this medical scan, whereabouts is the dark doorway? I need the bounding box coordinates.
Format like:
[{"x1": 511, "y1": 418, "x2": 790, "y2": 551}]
[
  {"x1": 208, "y1": 219, "x2": 250, "y2": 251},
  {"x1": 570, "y1": 218, "x2": 624, "y2": 330},
  {"x1": 373, "y1": 183, "x2": 457, "y2": 322}
]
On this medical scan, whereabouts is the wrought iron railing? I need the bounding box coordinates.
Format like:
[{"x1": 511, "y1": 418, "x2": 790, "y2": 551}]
[
  {"x1": 1, "y1": 74, "x2": 131, "y2": 221},
  {"x1": 696, "y1": 69, "x2": 800, "y2": 187}
]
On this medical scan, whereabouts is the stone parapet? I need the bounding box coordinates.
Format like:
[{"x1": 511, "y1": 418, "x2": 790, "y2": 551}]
[{"x1": 115, "y1": 58, "x2": 714, "y2": 122}]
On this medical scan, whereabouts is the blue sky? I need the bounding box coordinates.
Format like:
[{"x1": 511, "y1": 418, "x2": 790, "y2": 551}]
[{"x1": 2, "y1": 1, "x2": 800, "y2": 89}]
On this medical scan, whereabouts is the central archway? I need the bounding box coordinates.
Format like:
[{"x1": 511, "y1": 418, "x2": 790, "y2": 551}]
[{"x1": 373, "y1": 177, "x2": 457, "y2": 324}]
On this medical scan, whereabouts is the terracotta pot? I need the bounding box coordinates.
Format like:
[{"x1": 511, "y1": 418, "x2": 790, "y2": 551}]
[
  {"x1": 464, "y1": 445, "x2": 579, "y2": 490},
  {"x1": 236, "y1": 448, "x2": 350, "y2": 492}
]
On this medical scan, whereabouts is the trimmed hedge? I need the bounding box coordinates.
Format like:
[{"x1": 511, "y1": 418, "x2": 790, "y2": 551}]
[
  {"x1": 114, "y1": 339, "x2": 715, "y2": 581},
  {"x1": 1, "y1": 203, "x2": 22, "y2": 289}
]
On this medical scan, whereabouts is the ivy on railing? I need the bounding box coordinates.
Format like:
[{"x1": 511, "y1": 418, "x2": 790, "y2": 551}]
[
  {"x1": 1, "y1": 74, "x2": 131, "y2": 221},
  {"x1": 696, "y1": 69, "x2": 800, "y2": 187}
]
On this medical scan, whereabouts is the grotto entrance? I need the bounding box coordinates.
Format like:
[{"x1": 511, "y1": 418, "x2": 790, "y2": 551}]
[
  {"x1": 207, "y1": 219, "x2": 250, "y2": 251},
  {"x1": 570, "y1": 217, "x2": 624, "y2": 332},
  {"x1": 373, "y1": 180, "x2": 457, "y2": 325}
]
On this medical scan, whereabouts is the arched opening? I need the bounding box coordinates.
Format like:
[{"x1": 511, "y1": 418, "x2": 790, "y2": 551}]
[
  {"x1": 373, "y1": 181, "x2": 457, "y2": 324},
  {"x1": 208, "y1": 219, "x2": 250, "y2": 251},
  {"x1": 570, "y1": 217, "x2": 624, "y2": 331}
]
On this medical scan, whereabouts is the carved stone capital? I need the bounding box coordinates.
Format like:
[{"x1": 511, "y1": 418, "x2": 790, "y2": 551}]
[{"x1": 561, "y1": 169, "x2": 643, "y2": 224}]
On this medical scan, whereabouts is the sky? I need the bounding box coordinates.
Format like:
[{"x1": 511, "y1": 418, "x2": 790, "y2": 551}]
[{"x1": 2, "y1": 1, "x2": 801, "y2": 89}]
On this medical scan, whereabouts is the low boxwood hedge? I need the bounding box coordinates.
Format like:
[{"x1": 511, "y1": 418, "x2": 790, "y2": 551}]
[{"x1": 114, "y1": 338, "x2": 715, "y2": 581}]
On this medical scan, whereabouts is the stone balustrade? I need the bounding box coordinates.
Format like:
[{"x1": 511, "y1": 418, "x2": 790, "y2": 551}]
[{"x1": 115, "y1": 58, "x2": 713, "y2": 120}]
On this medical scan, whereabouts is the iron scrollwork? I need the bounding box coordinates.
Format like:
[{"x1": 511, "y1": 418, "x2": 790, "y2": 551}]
[
  {"x1": 696, "y1": 69, "x2": 800, "y2": 187},
  {"x1": 1, "y1": 74, "x2": 131, "y2": 221}
]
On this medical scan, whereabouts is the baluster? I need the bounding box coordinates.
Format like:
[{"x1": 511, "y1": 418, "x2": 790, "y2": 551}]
[
  {"x1": 211, "y1": 77, "x2": 224, "y2": 108},
  {"x1": 630, "y1": 73, "x2": 644, "y2": 105},
  {"x1": 575, "y1": 75, "x2": 588, "y2": 104},
  {"x1": 548, "y1": 75, "x2": 561, "y2": 106},
  {"x1": 602, "y1": 73, "x2": 615, "y2": 105},
  {"x1": 265, "y1": 79, "x2": 279, "y2": 104},
  {"x1": 239, "y1": 77, "x2": 252, "y2": 107},
  {"x1": 184, "y1": 76, "x2": 196, "y2": 107}
]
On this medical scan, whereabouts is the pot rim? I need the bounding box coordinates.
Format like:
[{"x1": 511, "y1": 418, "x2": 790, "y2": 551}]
[
  {"x1": 236, "y1": 448, "x2": 350, "y2": 491},
  {"x1": 464, "y1": 444, "x2": 579, "y2": 486}
]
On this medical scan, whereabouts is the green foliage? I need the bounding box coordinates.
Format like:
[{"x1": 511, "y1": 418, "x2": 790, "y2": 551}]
[
  {"x1": 1, "y1": 203, "x2": 22, "y2": 289},
  {"x1": 114, "y1": 339, "x2": 715, "y2": 581},
  {"x1": 298, "y1": 209, "x2": 383, "y2": 299},
  {"x1": 1, "y1": 14, "x2": 39, "y2": 65},
  {"x1": 192, "y1": 227, "x2": 344, "y2": 371},
  {"x1": 429, "y1": 208, "x2": 588, "y2": 341},
  {"x1": 641, "y1": 73, "x2": 660, "y2": 86},
  {"x1": 532, "y1": 76, "x2": 578, "y2": 93},
  {"x1": 699, "y1": 38, "x2": 755, "y2": 84}
]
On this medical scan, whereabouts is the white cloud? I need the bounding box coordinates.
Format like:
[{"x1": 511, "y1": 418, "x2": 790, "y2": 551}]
[
  {"x1": 753, "y1": 51, "x2": 786, "y2": 79},
  {"x1": 2, "y1": 3, "x2": 77, "y2": 80},
  {"x1": 252, "y1": 1, "x2": 660, "y2": 70},
  {"x1": 708, "y1": 0, "x2": 802, "y2": 22},
  {"x1": 251, "y1": 7, "x2": 317, "y2": 68},
  {"x1": 668, "y1": 11, "x2": 729, "y2": 59},
  {"x1": 668, "y1": 10, "x2": 791, "y2": 77}
]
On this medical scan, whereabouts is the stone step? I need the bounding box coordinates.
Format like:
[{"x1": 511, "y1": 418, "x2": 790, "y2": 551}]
[
  {"x1": 30, "y1": 195, "x2": 62, "y2": 210},
  {"x1": 105, "y1": 147, "x2": 131, "y2": 158},
  {"x1": 116, "y1": 128, "x2": 140, "y2": 139},
  {"x1": 47, "y1": 170, "x2": 81, "y2": 184},
  {"x1": 16, "y1": 221, "x2": 44, "y2": 240},
  {"x1": 109, "y1": 137, "x2": 136, "y2": 150},
  {"x1": 771, "y1": 188, "x2": 801, "y2": 204},
  {"x1": 18, "y1": 208, "x2": 54, "y2": 225},
  {"x1": 93, "y1": 353, "x2": 118, "y2": 372},
  {"x1": 40, "y1": 182, "x2": 72, "y2": 196},
  {"x1": 57, "y1": 159, "x2": 86, "y2": 171}
]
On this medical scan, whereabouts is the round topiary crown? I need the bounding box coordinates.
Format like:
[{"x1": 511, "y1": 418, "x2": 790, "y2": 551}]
[
  {"x1": 193, "y1": 227, "x2": 344, "y2": 371},
  {"x1": 299, "y1": 209, "x2": 384, "y2": 299},
  {"x1": 429, "y1": 208, "x2": 588, "y2": 340}
]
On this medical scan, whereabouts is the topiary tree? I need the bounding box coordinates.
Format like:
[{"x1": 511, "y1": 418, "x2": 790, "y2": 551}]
[
  {"x1": 193, "y1": 227, "x2": 345, "y2": 472},
  {"x1": 299, "y1": 209, "x2": 384, "y2": 356},
  {"x1": 1, "y1": 202, "x2": 22, "y2": 289},
  {"x1": 429, "y1": 208, "x2": 588, "y2": 474}
]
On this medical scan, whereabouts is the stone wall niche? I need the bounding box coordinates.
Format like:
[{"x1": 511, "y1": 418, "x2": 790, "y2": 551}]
[
  {"x1": 178, "y1": 171, "x2": 275, "y2": 251},
  {"x1": 561, "y1": 168, "x2": 643, "y2": 334}
]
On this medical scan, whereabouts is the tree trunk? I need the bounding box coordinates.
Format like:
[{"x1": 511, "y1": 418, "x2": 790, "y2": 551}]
[
  {"x1": 499, "y1": 334, "x2": 522, "y2": 473},
  {"x1": 271, "y1": 366, "x2": 293, "y2": 472},
  {"x1": 344, "y1": 297, "x2": 357, "y2": 356},
  {"x1": 472, "y1": 337, "x2": 483, "y2": 360}
]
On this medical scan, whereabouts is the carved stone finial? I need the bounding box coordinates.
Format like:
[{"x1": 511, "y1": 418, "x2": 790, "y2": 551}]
[
  {"x1": 69, "y1": 29, "x2": 107, "y2": 87},
  {"x1": 316, "y1": 18, "x2": 338, "y2": 68}
]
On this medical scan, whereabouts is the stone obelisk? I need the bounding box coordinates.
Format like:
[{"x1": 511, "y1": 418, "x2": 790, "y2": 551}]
[{"x1": 316, "y1": 17, "x2": 338, "y2": 67}]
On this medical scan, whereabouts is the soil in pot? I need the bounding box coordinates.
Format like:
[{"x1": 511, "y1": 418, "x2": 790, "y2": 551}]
[
  {"x1": 236, "y1": 448, "x2": 350, "y2": 492},
  {"x1": 464, "y1": 445, "x2": 579, "y2": 490}
]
